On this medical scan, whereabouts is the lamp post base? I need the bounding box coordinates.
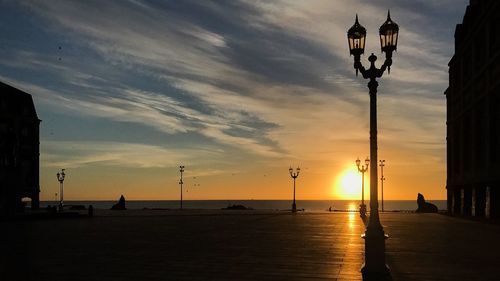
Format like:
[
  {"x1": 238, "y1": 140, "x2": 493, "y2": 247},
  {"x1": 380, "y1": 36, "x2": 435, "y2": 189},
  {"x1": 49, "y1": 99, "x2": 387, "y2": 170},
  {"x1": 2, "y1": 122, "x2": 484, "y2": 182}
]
[
  {"x1": 361, "y1": 227, "x2": 391, "y2": 281},
  {"x1": 361, "y1": 264, "x2": 391, "y2": 281},
  {"x1": 292, "y1": 202, "x2": 297, "y2": 213},
  {"x1": 359, "y1": 204, "x2": 367, "y2": 217}
]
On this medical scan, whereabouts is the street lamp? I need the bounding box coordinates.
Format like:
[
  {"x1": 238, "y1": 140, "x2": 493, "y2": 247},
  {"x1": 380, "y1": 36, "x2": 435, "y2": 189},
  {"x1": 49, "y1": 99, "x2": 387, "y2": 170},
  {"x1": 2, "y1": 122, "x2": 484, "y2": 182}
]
[
  {"x1": 289, "y1": 166, "x2": 300, "y2": 213},
  {"x1": 356, "y1": 157, "x2": 370, "y2": 217},
  {"x1": 347, "y1": 11, "x2": 398, "y2": 280},
  {"x1": 179, "y1": 165, "x2": 185, "y2": 210},
  {"x1": 56, "y1": 169, "x2": 66, "y2": 211},
  {"x1": 380, "y1": 160, "x2": 386, "y2": 212}
]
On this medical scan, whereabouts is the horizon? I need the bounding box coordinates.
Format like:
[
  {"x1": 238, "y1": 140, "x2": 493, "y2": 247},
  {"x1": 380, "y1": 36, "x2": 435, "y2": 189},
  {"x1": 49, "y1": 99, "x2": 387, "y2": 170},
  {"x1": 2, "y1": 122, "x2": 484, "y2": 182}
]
[
  {"x1": 38, "y1": 198, "x2": 447, "y2": 202},
  {"x1": 0, "y1": 0, "x2": 468, "y2": 201}
]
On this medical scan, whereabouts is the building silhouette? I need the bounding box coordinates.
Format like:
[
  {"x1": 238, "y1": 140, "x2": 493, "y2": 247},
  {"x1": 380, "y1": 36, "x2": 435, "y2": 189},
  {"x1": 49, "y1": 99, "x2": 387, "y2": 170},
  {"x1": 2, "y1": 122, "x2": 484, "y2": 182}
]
[
  {"x1": 0, "y1": 81, "x2": 40, "y2": 212},
  {"x1": 446, "y1": 0, "x2": 500, "y2": 218}
]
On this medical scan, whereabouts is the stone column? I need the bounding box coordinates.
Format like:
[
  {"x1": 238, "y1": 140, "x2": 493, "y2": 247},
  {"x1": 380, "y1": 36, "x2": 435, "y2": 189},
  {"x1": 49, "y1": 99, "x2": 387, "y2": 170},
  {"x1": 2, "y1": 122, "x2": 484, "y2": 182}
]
[
  {"x1": 452, "y1": 192, "x2": 455, "y2": 215},
  {"x1": 472, "y1": 187, "x2": 476, "y2": 217},
  {"x1": 460, "y1": 189, "x2": 465, "y2": 216},
  {"x1": 464, "y1": 188, "x2": 472, "y2": 216},
  {"x1": 486, "y1": 186, "x2": 491, "y2": 219},
  {"x1": 31, "y1": 192, "x2": 39, "y2": 210},
  {"x1": 475, "y1": 186, "x2": 486, "y2": 217},
  {"x1": 447, "y1": 187, "x2": 453, "y2": 214},
  {"x1": 456, "y1": 189, "x2": 461, "y2": 215}
]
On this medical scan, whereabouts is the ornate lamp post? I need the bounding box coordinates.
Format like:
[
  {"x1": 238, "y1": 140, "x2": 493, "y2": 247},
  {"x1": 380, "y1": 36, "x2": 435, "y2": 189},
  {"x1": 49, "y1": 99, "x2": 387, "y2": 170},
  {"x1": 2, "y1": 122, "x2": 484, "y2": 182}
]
[
  {"x1": 356, "y1": 157, "x2": 370, "y2": 217},
  {"x1": 179, "y1": 165, "x2": 185, "y2": 210},
  {"x1": 289, "y1": 166, "x2": 300, "y2": 213},
  {"x1": 56, "y1": 169, "x2": 66, "y2": 211},
  {"x1": 380, "y1": 160, "x2": 386, "y2": 212},
  {"x1": 347, "y1": 11, "x2": 399, "y2": 279}
]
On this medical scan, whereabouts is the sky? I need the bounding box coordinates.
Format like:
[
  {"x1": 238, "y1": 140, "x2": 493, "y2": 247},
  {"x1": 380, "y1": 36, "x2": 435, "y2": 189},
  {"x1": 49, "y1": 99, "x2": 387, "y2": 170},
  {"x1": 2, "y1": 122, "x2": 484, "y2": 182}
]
[{"x1": 0, "y1": 0, "x2": 469, "y2": 201}]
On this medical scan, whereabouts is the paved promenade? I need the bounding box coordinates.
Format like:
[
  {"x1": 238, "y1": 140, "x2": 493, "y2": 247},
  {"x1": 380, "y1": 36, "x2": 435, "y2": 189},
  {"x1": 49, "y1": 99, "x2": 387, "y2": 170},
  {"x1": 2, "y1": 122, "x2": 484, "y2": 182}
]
[
  {"x1": 383, "y1": 213, "x2": 500, "y2": 281},
  {"x1": 2, "y1": 211, "x2": 500, "y2": 280}
]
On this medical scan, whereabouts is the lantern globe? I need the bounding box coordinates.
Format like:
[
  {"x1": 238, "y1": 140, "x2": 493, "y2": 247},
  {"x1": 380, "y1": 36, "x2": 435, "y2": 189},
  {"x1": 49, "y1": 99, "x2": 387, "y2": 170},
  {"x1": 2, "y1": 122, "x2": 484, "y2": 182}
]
[
  {"x1": 379, "y1": 10, "x2": 399, "y2": 54},
  {"x1": 347, "y1": 15, "x2": 367, "y2": 56}
]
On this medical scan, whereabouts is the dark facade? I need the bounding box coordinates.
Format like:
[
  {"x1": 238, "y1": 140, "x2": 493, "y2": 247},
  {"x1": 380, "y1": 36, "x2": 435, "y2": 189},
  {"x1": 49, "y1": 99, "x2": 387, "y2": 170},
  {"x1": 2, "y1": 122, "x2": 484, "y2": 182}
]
[
  {"x1": 0, "y1": 81, "x2": 40, "y2": 212},
  {"x1": 446, "y1": 0, "x2": 500, "y2": 218}
]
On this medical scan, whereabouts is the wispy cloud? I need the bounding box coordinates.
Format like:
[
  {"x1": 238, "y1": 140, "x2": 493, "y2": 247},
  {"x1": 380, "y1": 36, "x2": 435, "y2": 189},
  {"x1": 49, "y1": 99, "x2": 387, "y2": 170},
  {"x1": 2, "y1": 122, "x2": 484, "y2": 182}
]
[
  {"x1": 0, "y1": 0, "x2": 468, "y2": 198},
  {"x1": 41, "y1": 140, "x2": 223, "y2": 169},
  {"x1": 6, "y1": 1, "x2": 461, "y2": 152}
]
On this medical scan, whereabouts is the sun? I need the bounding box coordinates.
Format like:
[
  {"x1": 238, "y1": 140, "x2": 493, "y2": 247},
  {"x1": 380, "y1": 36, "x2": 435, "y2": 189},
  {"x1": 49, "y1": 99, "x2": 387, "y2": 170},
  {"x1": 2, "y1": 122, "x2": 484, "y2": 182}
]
[{"x1": 334, "y1": 168, "x2": 361, "y2": 200}]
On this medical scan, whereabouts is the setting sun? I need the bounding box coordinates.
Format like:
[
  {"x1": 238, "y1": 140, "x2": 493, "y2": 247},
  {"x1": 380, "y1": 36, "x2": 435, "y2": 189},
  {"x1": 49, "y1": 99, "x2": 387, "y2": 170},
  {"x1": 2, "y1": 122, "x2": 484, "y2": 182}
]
[{"x1": 334, "y1": 168, "x2": 362, "y2": 200}]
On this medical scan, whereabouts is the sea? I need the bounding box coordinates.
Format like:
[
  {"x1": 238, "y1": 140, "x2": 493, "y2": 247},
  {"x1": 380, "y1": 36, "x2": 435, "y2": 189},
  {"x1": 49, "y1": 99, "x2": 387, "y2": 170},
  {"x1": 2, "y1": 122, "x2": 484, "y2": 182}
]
[{"x1": 40, "y1": 200, "x2": 447, "y2": 212}]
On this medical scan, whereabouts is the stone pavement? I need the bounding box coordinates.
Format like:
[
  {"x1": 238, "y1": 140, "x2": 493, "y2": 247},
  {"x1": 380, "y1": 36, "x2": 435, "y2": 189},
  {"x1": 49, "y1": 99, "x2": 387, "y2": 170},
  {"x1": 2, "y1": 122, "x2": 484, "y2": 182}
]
[
  {"x1": 383, "y1": 213, "x2": 500, "y2": 281},
  {"x1": 1, "y1": 210, "x2": 500, "y2": 281}
]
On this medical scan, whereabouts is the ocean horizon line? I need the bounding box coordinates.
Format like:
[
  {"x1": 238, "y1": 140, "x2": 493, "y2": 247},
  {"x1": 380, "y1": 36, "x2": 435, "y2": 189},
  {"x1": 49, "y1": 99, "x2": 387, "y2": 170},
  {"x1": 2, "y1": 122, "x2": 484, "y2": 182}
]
[
  {"x1": 38, "y1": 199, "x2": 447, "y2": 212},
  {"x1": 39, "y1": 199, "x2": 447, "y2": 202}
]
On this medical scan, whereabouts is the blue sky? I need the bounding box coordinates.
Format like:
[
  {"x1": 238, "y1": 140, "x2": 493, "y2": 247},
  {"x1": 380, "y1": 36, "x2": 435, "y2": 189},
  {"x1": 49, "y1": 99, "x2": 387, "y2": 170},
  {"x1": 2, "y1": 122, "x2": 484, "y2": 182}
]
[{"x1": 0, "y1": 0, "x2": 468, "y2": 200}]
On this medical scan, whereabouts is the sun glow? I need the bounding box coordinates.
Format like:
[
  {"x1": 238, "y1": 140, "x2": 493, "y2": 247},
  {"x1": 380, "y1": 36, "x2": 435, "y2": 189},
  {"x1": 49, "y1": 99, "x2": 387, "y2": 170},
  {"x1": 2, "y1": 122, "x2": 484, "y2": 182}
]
[{"x1": 334, "y1": 168, "x2": 361, "y2": 200}]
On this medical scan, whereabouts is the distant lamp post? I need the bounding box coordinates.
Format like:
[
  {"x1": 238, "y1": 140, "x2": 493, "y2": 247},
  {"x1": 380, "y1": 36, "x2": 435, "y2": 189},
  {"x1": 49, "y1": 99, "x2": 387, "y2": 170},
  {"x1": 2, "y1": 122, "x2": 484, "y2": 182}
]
[
  {"x1": 347, "y1": 11, "x2": 398, "y2": 279},
  {"x1": 380, "y1": 160, "x2": 386, "y2": 212},
  {"x1": 356, "y1": 157, "x2": 369, "y2": 217},
  {"x1": 289, "y1": 166, "x2": 300, "y2": 213},
  {"x1": 179, "y1": 165, "x2": 185, "y2": 210},
  {"x1": 56, "y1": 169, "x2": 66, "y2": 211}
]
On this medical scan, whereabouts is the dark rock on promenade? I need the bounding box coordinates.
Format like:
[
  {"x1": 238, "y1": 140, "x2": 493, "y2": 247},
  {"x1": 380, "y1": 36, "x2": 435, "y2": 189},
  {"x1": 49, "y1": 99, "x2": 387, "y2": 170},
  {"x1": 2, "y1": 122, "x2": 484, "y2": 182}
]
[{"x1": 2, "y1": 211, "x2": 499, "y2": 280}]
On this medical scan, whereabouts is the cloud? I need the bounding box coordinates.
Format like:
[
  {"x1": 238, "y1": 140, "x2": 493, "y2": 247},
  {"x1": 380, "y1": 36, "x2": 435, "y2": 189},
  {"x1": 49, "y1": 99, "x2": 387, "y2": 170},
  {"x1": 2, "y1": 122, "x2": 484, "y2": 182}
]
[
  {"x1": 2, "y1": 0, "x2": 464, "y2": 179},
  {"x1": 41, "y1": 140, "x2": 223, "y2": 169}
]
